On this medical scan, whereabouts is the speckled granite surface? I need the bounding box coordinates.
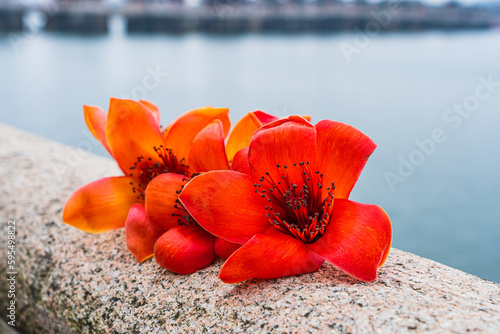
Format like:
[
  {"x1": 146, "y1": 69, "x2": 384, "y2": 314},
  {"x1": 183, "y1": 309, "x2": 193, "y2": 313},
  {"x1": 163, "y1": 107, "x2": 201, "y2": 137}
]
[{"x1": 0, "y1": 123, "x2": 499, "y2": 334}]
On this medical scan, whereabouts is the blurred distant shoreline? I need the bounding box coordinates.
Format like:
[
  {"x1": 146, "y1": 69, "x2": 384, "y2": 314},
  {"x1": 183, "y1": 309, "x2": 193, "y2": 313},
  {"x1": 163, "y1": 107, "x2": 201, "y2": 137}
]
[{"x1": 1, "y1": 0, "x2": 499, "y2": 34}]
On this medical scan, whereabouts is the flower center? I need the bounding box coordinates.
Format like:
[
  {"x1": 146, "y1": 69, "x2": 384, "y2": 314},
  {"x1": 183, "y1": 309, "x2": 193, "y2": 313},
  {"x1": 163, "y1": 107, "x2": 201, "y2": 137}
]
[
  {"x1": 128, "y1": 145, "x2": 190, "y2": 200},
  {"x1": 255, "y1": 161, "x2": 335, "y2": 243}
]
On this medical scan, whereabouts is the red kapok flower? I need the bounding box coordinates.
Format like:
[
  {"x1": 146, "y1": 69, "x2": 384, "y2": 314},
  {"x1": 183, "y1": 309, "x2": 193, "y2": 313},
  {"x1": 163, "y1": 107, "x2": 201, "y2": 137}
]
[
  {"x1": 63, "y1": 98, "x2": 230, "y2": 263},
  {"x1": 179, "y1": 116, "x2": 392, "y2": 283}
]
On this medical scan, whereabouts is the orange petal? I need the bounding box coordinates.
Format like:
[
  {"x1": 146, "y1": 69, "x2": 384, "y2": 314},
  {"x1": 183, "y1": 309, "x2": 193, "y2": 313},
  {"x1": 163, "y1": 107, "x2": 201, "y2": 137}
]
[
  {"x1": 188, "y1": 120, "x2": 230, "y2": 173},
  {"x1": 139, "y1": 100, "x2": 161, "y2": 125},
  {"x1": 232, "y1": 147, "x2": 251, "y2": 175},
  {"x1": 225, "y1": 111, "x2": 278, "y2": 162},
  {"x1": 316, "y1": 120, "x2": 377, "y2": 199},
  {"x1": 125, "y1": 203, "x2": 164, "y2": 262},
  {"x1": 63, "y1": 176, "x2": 139, "y2": 233},
  {"x1": 301, "y1": 115, "x2": 312, "y2": 122},
  {"x1": 154, "y1": 225, "x2": 216, "y2": 275},
  {"x1": 83, "y1": 105, "x2": 112, "y2": 155},
  {"x1": 179, "y1": 170, "x2": 269, "y2": 244},
  {"x1": 214, "y1": 238, "x2": 241, "y2": 260},
  {"x1": 248, "y1": 116, "x2": 318, "y2": 189},
  {"x1": 219, "y1": 229, "x2": 324, "y2": 284},
  {"x1": 106, "y1": 98, "x2": 165, "y2": 176},
  {"x1": 307, "y1": 199, "x2": 392, "y2": 282},
  {"x1": 164, "y1": 107, "x2": 230, "y2": 164},
  {"x1": 145, "y1": 173, "x2": 189, "y2": 232},
  {"x1": 162, "y1": 117, "x2": 175, "y2": 139}
]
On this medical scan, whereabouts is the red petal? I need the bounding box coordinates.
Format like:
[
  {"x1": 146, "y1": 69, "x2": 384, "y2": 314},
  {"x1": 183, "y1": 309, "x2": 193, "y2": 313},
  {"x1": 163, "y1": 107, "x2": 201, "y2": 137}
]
[
  {"x1": 232, "y1": 147, "x2": 251, "y2": 175},
  {"x1": 248, "y1": 116, "x2": 318, "y2": 189},
  {"x1": 139, "y1": 100, "x2": 161, "y2": 125},
  {"x1": 225, "y1": 111, "x2": 278, "y2": 162},
  {"x1": 179, "y1": 170, "x2": 269, "y2": 244},
  {"x1": 145, "y1": 173, "x2": 189, "y2": 232},
  {"x1": 106, "y1": 98, "x2": 165, "y2": 176},
  {"x1": 214, "y1": 238, "x2": 241, "y2": 260},
  {"x1": 63, "y1": 176, "x2": 139, "y2": 233},
  {"x1": 164, "y1": 107, "x2": 230, "y2": 164},
  {"x1": 188, "y1": 120, "x2": 230, "y2": 173},
  {"x1": 219, "y1": 229, "x2": 324, "y2": 284},
  {"x1": 154, "y1": 225, "x2": 216, "y2": 275},
  {"x1": 83, "y1": 105, "x2": 112, "y2": 155},
  {"x1": 125, "y1": 203, "x2": 164, "y2": 262},
  {"x1": 307, "y1": 199, "x2": 392, "y2": 282},
  {"x1": 253, "y1": 110, "x2": 279, "y2": 125},
  {"x1": 316, "y1": 120, "x2": 377, "y2": 199}
]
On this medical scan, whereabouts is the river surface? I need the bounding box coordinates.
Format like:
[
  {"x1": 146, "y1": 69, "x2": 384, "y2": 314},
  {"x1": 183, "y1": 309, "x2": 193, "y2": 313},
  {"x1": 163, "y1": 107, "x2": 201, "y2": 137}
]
[{"x1": 1, "y1": 27, "x2": 499, "y2": 282}]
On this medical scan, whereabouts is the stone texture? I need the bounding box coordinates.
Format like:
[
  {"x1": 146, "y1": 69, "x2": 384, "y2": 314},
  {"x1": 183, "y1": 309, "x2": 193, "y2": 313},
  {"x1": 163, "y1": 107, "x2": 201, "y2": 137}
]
[{"x1": 0, "y1": 122, "x2": 499, "y2": 334}]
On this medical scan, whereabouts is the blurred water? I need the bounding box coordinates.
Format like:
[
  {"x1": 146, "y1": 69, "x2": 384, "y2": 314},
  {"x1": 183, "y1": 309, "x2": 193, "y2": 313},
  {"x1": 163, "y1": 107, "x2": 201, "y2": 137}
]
[{"x1": 1, "y1": 28, "x2": 499, "y2": 282}]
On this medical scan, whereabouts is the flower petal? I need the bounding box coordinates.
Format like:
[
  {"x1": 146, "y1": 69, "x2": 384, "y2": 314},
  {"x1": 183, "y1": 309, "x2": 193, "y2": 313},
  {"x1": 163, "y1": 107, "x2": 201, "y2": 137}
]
[
  {"x1": 232, "y1": 147, "x2": 251, "y2": 175},
  {"x1": 307, "y1": 199, "x2": 392, "y2": 282},
  {"x1": 179, "y1": 170, "x2": 269, "y2": 244},
  {"x1": 316, "y1": 120, "x2": 377, "y2": 199},
  {"x1": 253, "y1": 110, "x2": 279, "y2": 124},
  {"x1": 63, "y1": 176, "x2": 139, "y2": 233},
  {"x1": 106, "y1": 98, "x2": 165, "y2": 176},
  {"x1": 214, "y1": 238, "x2": 241, "y2": 260},
  {"x1": 225, "y1": 111, "x2": 278, "y2": 162},
  {"x1": 83, "y1": 105, "x2": 112, "y2": 155},
  {"x1": 125, "y1": 203, "x2": 164, "y2": 262},
  {"x1": 164, "y1": 107, "x2": 230, "y2": 164},
  {"x1": 162, "y1": 119, "x2": 174, "y2": 139},
  {"x1": 188, "y1": 120, "x2": 230, "y2": 173},
  {"x1": 139, "y1": 99, "x2": 161, "y2": 125},
  {"x1": 219, "y1": 229, "x2": 324, "y2": 284},
  {"x1": 154, "y1": 225, "x2": 216, "y2": 275},
  {"x1": 248, "y1": 115, "x2": 318, "y2": 188},
  {"x1": 145, "y1": 173, "x2": 189, "y2": 232}
]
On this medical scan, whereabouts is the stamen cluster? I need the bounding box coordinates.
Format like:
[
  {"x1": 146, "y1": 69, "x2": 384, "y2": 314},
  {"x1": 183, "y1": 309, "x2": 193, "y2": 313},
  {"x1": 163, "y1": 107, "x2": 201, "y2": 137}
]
[
  {"x1": 173, "y1": 181, "x2": 198, "y2": 227},
  {"x1": 255, "y1": 161, "x2": 335, "y2": 243},
  {"x1": 129, "y1": 145, "x2": 190, "y2": 200}
]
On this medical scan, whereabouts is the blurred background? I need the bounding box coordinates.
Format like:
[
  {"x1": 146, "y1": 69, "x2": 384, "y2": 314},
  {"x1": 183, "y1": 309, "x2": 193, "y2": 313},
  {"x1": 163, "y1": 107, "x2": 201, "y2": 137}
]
[{"x1": 0, "y1": 0, "x2": 499, "y2": 282}]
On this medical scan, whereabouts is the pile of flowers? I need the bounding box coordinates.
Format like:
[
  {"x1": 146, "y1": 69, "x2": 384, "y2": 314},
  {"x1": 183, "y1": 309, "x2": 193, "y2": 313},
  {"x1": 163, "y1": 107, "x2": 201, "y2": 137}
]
[{"x1": 63, "y1": 98, "x2": 392, "y2": 283}]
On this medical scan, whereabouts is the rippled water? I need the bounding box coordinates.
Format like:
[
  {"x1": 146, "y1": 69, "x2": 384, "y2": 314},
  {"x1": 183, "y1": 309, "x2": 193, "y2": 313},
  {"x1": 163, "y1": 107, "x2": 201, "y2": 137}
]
[{"x1": 1, "y1": 27, "x2": 499, "y2": 282}]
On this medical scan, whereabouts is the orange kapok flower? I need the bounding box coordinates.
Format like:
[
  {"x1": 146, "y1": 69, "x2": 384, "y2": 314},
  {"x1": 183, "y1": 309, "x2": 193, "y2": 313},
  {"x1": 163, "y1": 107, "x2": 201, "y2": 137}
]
[
  {"x1": 179, "y1": 116, "x2": 392, "y2": 283},
  {"x1": 63, "y1": 98, "x2": 230, "y2": 263},
  {"x1": 64, "y1": 100, "x2": 303, "y2": 275}
]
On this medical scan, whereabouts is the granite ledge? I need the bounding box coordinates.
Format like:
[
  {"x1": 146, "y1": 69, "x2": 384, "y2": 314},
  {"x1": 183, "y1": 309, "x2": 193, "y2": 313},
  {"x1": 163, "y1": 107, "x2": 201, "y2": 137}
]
[{"x1": 0, "y1": 123, "x2": 499, "y2": 334}]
